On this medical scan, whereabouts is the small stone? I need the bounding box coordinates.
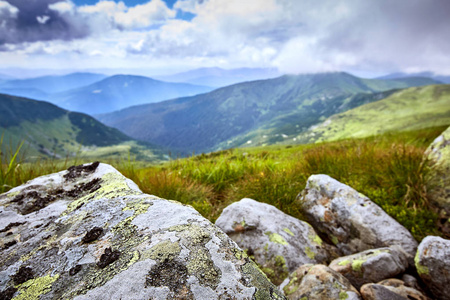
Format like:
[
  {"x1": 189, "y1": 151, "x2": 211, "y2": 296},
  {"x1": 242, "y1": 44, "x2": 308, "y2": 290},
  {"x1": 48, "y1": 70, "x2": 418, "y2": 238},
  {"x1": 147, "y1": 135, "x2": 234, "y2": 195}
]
[
  {"x1": 329, "y1": 246, "x2": 409, "y2": 289},
  {"x1": 281, "y1": 264, "x2": 361, "y2": 300},
  {"x1": 415, "y1": 236, "x2": 450, "y2": 300},
  {"x1": 360, "y1": 284, "x2": 408, "y2": 300}
]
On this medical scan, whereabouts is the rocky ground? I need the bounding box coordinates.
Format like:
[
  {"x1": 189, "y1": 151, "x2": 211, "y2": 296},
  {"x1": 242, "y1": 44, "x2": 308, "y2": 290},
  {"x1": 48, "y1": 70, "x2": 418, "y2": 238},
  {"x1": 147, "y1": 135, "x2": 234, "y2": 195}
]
[{"x1": 0, "y1": 127, "x2": 449, "y2": 299}]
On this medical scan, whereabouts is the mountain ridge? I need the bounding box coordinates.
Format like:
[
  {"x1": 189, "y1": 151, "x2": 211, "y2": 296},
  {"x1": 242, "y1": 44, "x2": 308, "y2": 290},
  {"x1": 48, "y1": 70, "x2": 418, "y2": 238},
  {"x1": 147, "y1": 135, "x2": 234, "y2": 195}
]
[{"x1": 97, "y1": 72, "x2": 439, "y2": 154}]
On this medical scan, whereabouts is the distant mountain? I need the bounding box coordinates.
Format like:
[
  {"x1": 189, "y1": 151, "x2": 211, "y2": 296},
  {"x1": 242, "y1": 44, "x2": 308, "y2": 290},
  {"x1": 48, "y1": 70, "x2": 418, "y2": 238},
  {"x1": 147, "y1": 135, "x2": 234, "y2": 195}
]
[
  {"x1": 0, "y1": 94, "x2": 164, "y2": 161},
  {"x1": 378, "y1": 72, "x2": 450, "y2": 84},
  {"x1": 0, "y1": 73, "x2": 107, "y2": 95},
  {"x1": 0, "y1": 73, "x2": 15, "y2": 80},
  {"x1": 49, "y1": 75, "x2": 214, "y2": 115},
  {"x1": 155, "y1": 67, "x2": 281, "y2": 87},
  {"x1": 297, "y1": 84, "x2": 450, "y2": 143},
  {"x1": 97, "y1": 72, "x2": 439, "y2": 154}
]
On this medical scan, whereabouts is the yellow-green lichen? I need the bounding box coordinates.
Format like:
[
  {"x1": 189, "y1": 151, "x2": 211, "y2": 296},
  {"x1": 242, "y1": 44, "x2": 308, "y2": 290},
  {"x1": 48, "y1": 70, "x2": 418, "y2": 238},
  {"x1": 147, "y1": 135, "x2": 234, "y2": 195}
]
[
  {"x1": 13, "y1": 274, "x2": 59, "y2": 300},
  {"x1": 7, "y1": 191, "x2": 20, "y2": 199},
  {"x1": 300, "y1": 297, "x2": 308, "y2": 300},
  {"x1": 283, "y1": 276, "x2": 300, "y2": 296},
  {"x1": 305, "y1": 247, "x2": 316, "y2": 259},
  {"x1": 338, "y1": 259, "x2": 350, "y2": 266},
  {"x1": 145, "y1": 241, "x2": 181, "y2": 262},
  {"x1": 351, "y1": 259, "x2": 366, "y2": 272},
  {"x1": 123, "y1": 250, "x2": 140, "y2": 270},
  {"x1": 66, "y1": 172, "x2": 141, "y2": 214},
  {"x1": 283, "y1": 228, "x2": 294, "y2": 236},
  {"x1": 186, "y1": 248, "x2": 220, "y2": 286},
  {"x1": 308, "y1": 234, "x2": 323, "y2": 246},
  {"x1": 415, "y1": 251, "x2": 429, "y2": 275},
  {"x1": 234, "y1": 249, "x2": 249, "y2": 260},
  {"x1": 330, "y1": 235, "x2": 339, "y2": 245},
  {"x1": 263, "y1": 243, "x2": 269, "y2": 252},
  {"x1": 265, "y1": 232, "x2": 288, "y2": 245},
  {"x1": 20, "y1": 235, "x2": 58, "y2": 262},
  {"x1": 339, "y1": 291, "x2": 349, "y2": 299}
]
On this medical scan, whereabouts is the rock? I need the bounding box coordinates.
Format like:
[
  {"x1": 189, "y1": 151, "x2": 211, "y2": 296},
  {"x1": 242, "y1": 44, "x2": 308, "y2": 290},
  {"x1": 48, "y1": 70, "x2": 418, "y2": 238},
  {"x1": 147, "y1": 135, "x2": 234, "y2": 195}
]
[
  {"x1": 415, "y1": 236, "x2": 450, "y2": 300},
  {"x1": 297, "y1": 174, "x2": 418, "y2": 258},
  {"x1": 329, "y1": 246, "x2": 409, "y2": 289},
  {"x1": 376, "y1": 279, "x2": 430, "y2": 300},
  {"x1": 280, "y1": 264, "x2": 361, "y2": 300},
  {"x1": 215, "y1": 198, "x2": 333, "y2": 284},
  {"x1": 360, "y1": 284, "x2": 408, "y2": 300},
  {"x1": 425, "y1": 126, "x2": 450, "y2": 236},
  {"x1": 401, "y1": 274, "x2": 422, "y2": 291},
  {"x1": 0, "y1": 162, "x2": 285, "y2": 299}
]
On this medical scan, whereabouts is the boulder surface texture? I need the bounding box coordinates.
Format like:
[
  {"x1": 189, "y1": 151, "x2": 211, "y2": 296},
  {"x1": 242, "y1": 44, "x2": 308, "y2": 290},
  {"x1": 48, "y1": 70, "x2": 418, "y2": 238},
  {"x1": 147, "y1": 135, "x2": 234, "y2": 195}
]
[
  {"x1": 280, "y1": 264, "x2": 361, "y2": 300},
  {"x1": 425, "y1": 126, "x2": 450, "y2": 213},
  {"x1": 215, "y1": 198, "x2": 332, "y2": 284},
  {"x1": 0, "y1": 162, "x2": 285, "y2": 300},
  {"x1": 415, "y1": 236, "x2": 450, "y2": 300},
  {"x1": 329, "y1": 246, "x2": 409, "y2": 289},
  {"x1": 297, "y1": 175, "x2": 418, "y2": 258}
]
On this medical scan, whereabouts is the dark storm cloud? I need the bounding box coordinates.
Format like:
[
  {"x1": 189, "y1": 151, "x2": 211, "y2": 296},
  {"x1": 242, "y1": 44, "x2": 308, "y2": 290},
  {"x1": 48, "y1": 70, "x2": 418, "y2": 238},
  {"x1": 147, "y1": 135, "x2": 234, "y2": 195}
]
[{"x1": 0, "y1": 0, "x2": 90, "y2": 45}]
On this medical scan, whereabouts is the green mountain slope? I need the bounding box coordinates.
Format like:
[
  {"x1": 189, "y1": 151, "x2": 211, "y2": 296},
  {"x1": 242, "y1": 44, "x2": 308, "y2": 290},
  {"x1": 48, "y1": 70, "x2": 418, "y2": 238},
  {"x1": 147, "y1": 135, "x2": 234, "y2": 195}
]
[
  {"x1": 0, "y1": 94, "x2": 164, "y2": 161},
  {"x1": 298, "y1": 84, "x2": 450, "y2": 143},
  {"x1": 98, "y1": 72, "x2": 439, "y2": 154}
]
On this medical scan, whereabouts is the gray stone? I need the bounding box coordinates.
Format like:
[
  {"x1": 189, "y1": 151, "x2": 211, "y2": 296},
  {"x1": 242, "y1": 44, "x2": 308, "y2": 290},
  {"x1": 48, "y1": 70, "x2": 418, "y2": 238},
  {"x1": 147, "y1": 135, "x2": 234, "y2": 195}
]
[
  {"x1": 297, "y1": 174, "x2": 418, "y2": 258},
  {"x1": 376, "y1": 279, "x2": 430, "y2": 300},
  {"x1": 360, "y1": 284, "x2": 408, "y2": 300},
  {"x1": 415, "y1": 236, "x2": 450, "y2": 300},
  {"x1": 215, "y1": 198, "x2": 333, "y2": 285},
  {"x1": 329, "y1": 246, "x2": 409, "y2": 289},
  {"x1": 0, "y1": 162, "x2": 285, "y2": 299},
  {"x1": 425, "y1": 126, "x2": 450, "y2": 236},
  {"x1": 280, "y1": 264, "x2": 361, "y2": 300}
]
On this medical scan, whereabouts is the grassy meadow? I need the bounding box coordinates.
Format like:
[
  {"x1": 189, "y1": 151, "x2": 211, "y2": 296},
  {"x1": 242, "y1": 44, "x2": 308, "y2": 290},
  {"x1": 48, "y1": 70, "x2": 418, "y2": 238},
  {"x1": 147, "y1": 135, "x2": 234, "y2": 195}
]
[{"x1": 2, "y1": 125, "x2": 447, "y2": 241}]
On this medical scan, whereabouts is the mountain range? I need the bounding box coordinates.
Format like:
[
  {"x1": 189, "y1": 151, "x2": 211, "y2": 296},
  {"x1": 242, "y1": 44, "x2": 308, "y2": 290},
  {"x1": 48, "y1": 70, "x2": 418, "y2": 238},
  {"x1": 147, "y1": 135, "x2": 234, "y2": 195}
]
[
  {"x1": 378, "y1": 72, "x2": 450, "y2": 84},
  {"x1": 48, "y1": 75, "x2": 214, "y2": 114},
  {"x1": 155, "y1": 67, "x2": 281, "y2": 87},
  {"x1": 0, "y1": 93, "x2": 164, "y2": 161},
  {"x1": 97, "y1": 72, "x2": 439, "y2": 154}
]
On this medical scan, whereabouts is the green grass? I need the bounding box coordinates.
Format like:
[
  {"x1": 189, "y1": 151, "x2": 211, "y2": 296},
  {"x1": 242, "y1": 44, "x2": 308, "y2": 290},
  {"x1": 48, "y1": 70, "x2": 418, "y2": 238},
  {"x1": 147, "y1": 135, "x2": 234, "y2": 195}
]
[
  {"x1": 304, "y1": 84, "x2": 450, "y2": 144},
  {"x1": 2, "y1": 126, "x2": 446, "y2": 241}
]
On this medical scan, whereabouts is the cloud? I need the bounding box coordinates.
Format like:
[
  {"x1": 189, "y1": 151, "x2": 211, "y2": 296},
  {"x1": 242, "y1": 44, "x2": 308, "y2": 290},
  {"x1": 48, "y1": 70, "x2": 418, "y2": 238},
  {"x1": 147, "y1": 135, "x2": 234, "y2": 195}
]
[
  {"x1": 0, "y1": 0, "x2": 175, "y2": 45},
  {"x1": 2, "y1": 0, "x2": 450, "y2": 75}
]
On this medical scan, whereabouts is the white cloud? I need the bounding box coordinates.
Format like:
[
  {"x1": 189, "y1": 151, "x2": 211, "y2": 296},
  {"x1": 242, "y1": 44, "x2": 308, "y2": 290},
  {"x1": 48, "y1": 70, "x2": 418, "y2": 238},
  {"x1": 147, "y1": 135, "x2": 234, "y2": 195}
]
[
  {"x1": 36, "y1": 15, "x2": 51, "y2": 24},
  {"x1": 0, "y1": 1, "x2": 18, "y2": 16},
  {"x1": 2, "y1": 0, "x2": 450, "y2": 75},
  {"x1": 48, "y1": 1, "x2": 75, "y2": 14}
]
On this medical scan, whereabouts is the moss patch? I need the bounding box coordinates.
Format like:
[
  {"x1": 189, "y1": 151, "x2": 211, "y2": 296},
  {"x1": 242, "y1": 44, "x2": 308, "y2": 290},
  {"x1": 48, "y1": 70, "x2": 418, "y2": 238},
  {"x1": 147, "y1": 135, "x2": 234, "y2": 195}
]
[{"x1": 415, "y1": 251, "x2": 430, "y2": 275}]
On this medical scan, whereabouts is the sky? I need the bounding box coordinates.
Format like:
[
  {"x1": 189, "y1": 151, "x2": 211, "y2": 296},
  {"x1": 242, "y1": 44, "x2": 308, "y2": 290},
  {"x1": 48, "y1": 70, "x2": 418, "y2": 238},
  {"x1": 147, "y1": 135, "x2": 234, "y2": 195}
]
[{"x1": 1, "y1": 0, "x2": 450, "y2": 77}]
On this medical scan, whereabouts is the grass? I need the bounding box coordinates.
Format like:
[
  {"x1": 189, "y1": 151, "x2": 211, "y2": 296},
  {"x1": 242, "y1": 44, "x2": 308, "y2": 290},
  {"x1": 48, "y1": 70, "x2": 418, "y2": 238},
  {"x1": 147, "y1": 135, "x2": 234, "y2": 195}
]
[{"x1": 2, "y1": 126, "x2": 447, "y2": 241}]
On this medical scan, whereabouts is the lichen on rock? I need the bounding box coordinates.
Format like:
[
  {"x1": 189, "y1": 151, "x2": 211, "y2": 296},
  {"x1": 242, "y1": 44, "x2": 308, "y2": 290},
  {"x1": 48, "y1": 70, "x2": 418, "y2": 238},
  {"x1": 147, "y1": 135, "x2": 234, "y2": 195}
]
[{"x1": 0, "y1": 163, "x2": 285, "y2": 299}]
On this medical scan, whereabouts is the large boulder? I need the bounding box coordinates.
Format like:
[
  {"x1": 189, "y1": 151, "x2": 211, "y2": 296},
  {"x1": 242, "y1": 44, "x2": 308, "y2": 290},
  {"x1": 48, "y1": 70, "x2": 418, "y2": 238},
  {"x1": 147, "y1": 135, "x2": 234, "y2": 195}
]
[
  {"x1": 329, "y1": 246, "x2": 409, "y2": 289},
  {"x1": 415, "y1": 236, "x2": 450, "y2": 300},
  {"x1": 215, "y1": 198, "x2": 333, "y2": 284},
  {"x1": 0, "y1": 162, "x2": 285, "y2": 299},
  {"x1": 280, "y1": 264, "x2": 361, "y2": 300},
  {"x1": 425, "y1": 126, "x2": 450, "y2": 236},
  {"x1": 297, "y1": 175, "x2": 418, "y2": 258}
]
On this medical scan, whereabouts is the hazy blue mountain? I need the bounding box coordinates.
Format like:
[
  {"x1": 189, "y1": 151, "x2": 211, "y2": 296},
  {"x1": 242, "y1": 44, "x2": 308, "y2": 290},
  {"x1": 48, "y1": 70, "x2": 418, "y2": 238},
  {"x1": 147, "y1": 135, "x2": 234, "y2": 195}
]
[
  {"x1": 0, "y1": 72, "x2": 107, "y2": 94},
  {"x1": 378, "y1": 72, "x2": 450, "y2": 84},
  {"x1": 0, "y1": 88, "x2": 49, "y2": 101},
  {"x1": 0, "y1": 93, "x2": 164, "y2": 161},
  {"x1": 97, "y1": 72, "x2": 439, "y2": 155},
  {"x1": 155, "y1": 67, "x2": 281, "y2": 87},
  {"x1": 49, "y1": 75, "x2": 214, "y2": 115}
]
